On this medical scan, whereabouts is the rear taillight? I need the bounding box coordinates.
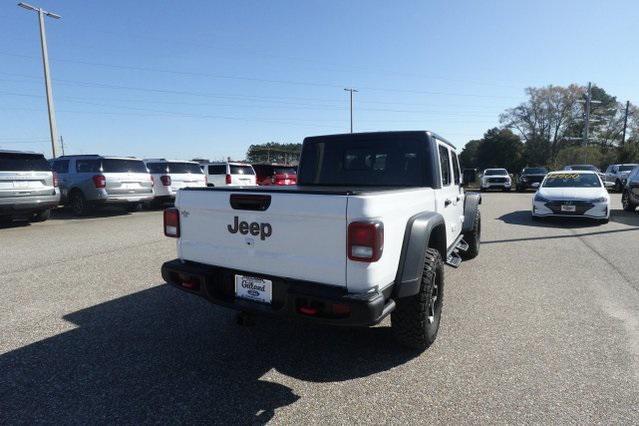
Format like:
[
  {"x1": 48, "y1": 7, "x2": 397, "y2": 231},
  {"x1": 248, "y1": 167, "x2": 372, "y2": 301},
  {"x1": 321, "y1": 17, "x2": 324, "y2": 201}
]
[
  {"x1": 160, "y1": 175, "x2": 171, "y2": 186},
  {"x1": 164, "y1": 208, "x2": 180, "y2": 238},
  {"x1": 225, "y1": 174, "x2": 232, "y2": 184},
  {"x1": 92, "y1": 174, "x2": 106, "y2": 189},
  {"x1": 348, "y1": 221, "x2": 383, "y2": 262},
  {"x1": 52, "y1": 172, "x2": 59, "y2": 187}
]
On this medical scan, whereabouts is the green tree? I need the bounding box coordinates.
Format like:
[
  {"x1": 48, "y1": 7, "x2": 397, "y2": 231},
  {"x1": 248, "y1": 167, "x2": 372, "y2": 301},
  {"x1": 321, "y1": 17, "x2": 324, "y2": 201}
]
[
  {"x1": 246, "y1": 142, "x2": 302, "y2": 164},
  {"x1": 474, "y1": 128, "x2": 524, "y2": 173},
  {"x1": 459, "y1": 139, "x2": 481, "y2": 169}
]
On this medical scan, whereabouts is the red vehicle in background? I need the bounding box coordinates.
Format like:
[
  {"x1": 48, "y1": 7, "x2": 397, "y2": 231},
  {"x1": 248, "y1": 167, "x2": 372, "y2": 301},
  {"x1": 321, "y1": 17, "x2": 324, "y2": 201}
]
[{"x1": 252, "y1": 164, "x2": 297, "y2": 186}]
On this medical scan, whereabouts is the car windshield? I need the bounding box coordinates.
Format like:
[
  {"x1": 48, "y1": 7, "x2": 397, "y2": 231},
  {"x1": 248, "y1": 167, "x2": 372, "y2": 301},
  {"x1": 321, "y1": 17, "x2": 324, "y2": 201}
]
[
  {"x1": 0, "y1": 153, "x2": 50, "y2": 171},
  {"x1": 619, "y1": 165, "x2": 638, "y2": 172},
  {"x1": 229, "y1": 165, "x2": 255, "y2": 175},
  {"x1": 523, "y1": 167, "x2": 547, "y2": 174},
  {"x1": 542, "y1": 173, "x2": 602, "y2": 188},
  {"x1": 485, "y1": 169, "x2": 508, "y2": 176},
  {"x1": 568, "y1": 165, "x2": 598, "y2": 171},
  {"x1": 102, "y1": 159, "x2": 148, "y2": 173}
]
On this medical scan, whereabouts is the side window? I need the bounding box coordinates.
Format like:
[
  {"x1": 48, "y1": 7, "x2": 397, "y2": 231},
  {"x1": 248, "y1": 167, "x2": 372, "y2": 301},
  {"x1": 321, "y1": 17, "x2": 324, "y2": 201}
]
[
  {"x1": 438, "y1": 145, "x2": 451, "y2": 186},
  {"x1": 52, "y1": 160, "x2": 69, "y2": 173},
  {"x1": 452, "y1": 152, "x2": 461, "y2": 185}
]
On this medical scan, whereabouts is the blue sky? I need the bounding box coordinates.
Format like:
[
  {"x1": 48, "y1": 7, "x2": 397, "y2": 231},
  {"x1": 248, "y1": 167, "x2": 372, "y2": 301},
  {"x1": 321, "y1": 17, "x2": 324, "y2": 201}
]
[{"x1": 1, "y1": 0, "x2": 637, "y2": 160}]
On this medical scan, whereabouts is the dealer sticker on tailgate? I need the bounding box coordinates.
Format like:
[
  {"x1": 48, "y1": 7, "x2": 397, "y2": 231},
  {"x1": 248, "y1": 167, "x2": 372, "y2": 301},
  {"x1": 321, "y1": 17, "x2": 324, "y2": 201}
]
[{"x1": 235, "y1": 275, "x2": 272, "y2": 304}]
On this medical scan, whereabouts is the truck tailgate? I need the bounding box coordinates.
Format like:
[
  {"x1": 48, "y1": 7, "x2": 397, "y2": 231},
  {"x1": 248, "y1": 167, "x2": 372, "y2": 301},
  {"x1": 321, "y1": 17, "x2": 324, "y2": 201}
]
[{"x1": 176, "y1": 189, "x2": 348, "y2": 287}]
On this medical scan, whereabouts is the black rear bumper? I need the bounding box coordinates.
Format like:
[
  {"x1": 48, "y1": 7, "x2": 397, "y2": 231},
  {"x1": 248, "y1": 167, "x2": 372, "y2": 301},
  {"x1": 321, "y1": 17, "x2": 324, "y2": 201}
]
[{"x1": 161, "y1": 259, "x2": 395, "y2": 326}]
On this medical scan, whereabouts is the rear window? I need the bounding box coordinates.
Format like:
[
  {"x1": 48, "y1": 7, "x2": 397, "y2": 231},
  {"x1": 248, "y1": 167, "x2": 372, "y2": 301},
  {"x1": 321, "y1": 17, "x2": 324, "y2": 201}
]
[
  {"x1": 208, "y1": 165, "x2": 226, "y2": 174},
  {"x1": 0, "y1": 153, "x2": 50, "y2": 172},
  {"x1": 101, "y1": 159, "x2": 147, "y2": 173},
  {"x1": 229, "y1": 165, "x2": 255, "y2": 175},
  {"x1": 168, "y1": 162, "x2": 203, "y2": 174},
  {"x1": 297, "y1": 137, "x2": 425, "y2": 186},
  {"x1": 274, "y1": 167, "x2": 296, "y2": 175},
  {"x1": 146, "y1": 162, "x2": 202, "y2": 174}
]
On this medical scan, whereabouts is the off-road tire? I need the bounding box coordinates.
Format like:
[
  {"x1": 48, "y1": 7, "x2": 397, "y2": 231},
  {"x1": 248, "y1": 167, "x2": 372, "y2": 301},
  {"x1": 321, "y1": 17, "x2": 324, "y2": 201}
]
[
  {"x1": 461, "y1": 210, "x2": 480, "y2": 260},
  {"x1": 391, "y1": 248, "x2": 444, "y2": 350},
  {"x1": 69, "y1": 190, "x2": 89, "y2": 216},
  {"x1": 622, "y1": 190, "x2": 636, "y2": 212},
  {"x1": 30, "y1": 209, "x2": 51, "y2": 222}
]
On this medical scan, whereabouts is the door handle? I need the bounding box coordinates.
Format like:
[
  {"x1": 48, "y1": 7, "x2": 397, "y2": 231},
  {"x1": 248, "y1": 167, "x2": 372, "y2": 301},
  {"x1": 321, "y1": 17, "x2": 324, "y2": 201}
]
[
  {"x1": 445, "y1": 199, "x2": 452, "y2": 207},
  {"x1": 456, "y1": 196, "x2": 461, "y2": 202}
]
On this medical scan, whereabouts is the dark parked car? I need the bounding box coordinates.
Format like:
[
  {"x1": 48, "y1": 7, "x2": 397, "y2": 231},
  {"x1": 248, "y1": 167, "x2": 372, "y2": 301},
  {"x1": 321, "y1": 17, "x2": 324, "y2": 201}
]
[
  {"x1": 622, "y1": 166, "x2": 639, "y2": 213},
  {"x1": 252, "y1": 164, "x2": 297, "y2": 186},
  {"x1": 516, "y1": 167, "x2": 548, "y2": 191}
]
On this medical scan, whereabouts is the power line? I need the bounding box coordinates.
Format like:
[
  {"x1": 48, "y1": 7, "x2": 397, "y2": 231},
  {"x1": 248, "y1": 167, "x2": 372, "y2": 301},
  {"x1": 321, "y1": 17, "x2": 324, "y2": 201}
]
[{"x1": 0, "y1": 51, "x2": 522, "y2": 100}]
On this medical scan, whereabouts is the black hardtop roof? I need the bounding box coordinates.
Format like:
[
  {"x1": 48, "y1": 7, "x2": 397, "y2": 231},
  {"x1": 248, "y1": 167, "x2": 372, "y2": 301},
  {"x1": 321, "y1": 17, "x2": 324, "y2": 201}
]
[
  {"x1": 303, "y1": 131, "x2": 456, "y2": 150},
  {"x1": 55, "y1": 154, "x2": 144, "y2": 161}
]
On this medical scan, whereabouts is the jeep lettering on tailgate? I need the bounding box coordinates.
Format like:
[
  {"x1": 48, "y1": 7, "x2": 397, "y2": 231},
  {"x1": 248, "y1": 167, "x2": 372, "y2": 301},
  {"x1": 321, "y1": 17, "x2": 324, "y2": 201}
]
[{"x1": 227, "y1": 216, "x2": 272, "y2": 240}]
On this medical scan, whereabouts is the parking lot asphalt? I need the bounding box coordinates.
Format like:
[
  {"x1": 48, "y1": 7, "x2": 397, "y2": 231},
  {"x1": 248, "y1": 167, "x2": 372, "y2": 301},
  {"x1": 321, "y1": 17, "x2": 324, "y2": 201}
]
[{"x1": 1, "y1": 194, "x2": 638, "y2": 424}]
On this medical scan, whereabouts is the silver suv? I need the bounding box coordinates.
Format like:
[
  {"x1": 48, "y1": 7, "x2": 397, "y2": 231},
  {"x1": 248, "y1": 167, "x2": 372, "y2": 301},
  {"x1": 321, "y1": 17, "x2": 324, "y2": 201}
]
[
  {"x1": 0, "y1": 150, "x2": 60, "y2": 223},
  {"x1": 51, "y1": 155, "x2": 153, "y2": 216}
]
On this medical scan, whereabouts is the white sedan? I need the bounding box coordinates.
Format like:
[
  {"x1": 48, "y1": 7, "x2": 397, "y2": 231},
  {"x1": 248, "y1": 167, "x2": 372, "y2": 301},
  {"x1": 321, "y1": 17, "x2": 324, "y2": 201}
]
[{"x1": 532, "y1": 171, "x2": 610, "y2": 223}]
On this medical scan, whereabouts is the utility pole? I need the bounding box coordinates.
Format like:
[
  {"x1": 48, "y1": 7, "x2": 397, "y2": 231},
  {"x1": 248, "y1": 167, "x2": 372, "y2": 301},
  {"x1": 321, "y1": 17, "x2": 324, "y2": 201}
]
[
  {"x1": 344, "y1": 88, "x2": 358, "y2": 133},
  {"x1": 583, "y1": 82, "x2": 592, "y2": 155},
  {"x1": 18, "y1": 2, "x2": 61, "y2": 158},
  {"x1": 60, "y1": 135, "x2": 65, "y2": 155},
  {"x1": 621, "y1": 100, "x2": 630, "y2": 146}
]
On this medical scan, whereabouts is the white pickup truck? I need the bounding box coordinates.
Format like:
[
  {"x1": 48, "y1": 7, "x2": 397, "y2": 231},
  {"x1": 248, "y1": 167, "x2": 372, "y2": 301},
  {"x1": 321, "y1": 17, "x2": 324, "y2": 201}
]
[{"x1": 161, "y1": 131, "x2": 481, "y2": 349}]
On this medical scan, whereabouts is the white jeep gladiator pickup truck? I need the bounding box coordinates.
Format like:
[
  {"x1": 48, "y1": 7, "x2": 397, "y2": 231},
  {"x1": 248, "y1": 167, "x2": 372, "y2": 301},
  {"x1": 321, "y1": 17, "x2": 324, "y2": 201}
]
[{"x1": 161, "y1": 131, "x2": 481, "y2": 349}]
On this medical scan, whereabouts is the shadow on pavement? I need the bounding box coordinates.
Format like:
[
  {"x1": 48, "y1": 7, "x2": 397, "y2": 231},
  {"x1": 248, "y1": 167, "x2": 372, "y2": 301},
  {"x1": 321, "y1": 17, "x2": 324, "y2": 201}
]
[
  {"x1": 0, "y1": 219, "x2": 31, "y2": 229},
  {"x1": 0, "y1": 285, "x2": 418, "y2": 423},
  {"x1": 486, "y1": 210, "x2": 639, "y2": 245},
  {"x1": 50, "y1": 207, "x2": 133, "y2": 220}
]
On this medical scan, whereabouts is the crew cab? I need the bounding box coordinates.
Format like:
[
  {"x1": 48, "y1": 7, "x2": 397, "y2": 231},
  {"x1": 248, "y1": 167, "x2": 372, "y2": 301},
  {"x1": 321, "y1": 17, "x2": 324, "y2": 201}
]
[{"x1": 161, "y1": 131, "x2": 482, "y2": 350}]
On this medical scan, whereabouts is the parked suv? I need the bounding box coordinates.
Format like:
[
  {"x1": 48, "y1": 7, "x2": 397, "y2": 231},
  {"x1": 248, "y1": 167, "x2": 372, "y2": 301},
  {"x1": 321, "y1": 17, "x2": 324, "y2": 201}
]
[
  {"x1": 480, "y1": 168, "x2": 511, "y2": 191},
  {"x1": 51, "y1": 155, "x2": 153, "y2": 215},
  {"x1": 622, "y1": 166, "x2": 639, "y2": 213},
  {"x1": 204, "y1": 162, "x2": 256, "y2": 187},
  {"x1": 252, "y1": 164, "x2": 297, "y2": 186},
  {"x1": 516, "y1": 167, "x2": 548, "y2": 192},
  {"x1": 604, "y1": 163, "x2": 639, "y2": 192},
  {"x1": 0, "y1": 150, "x2": 59, "y2": 223},
  {"x1": 144, "y1": 159, "x2": 206, "y2": 205}
]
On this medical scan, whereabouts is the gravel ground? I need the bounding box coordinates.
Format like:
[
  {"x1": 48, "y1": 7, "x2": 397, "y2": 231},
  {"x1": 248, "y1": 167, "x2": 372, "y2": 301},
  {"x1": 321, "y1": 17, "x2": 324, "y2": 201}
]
[{"x1": 1, "y1": 195, "x2": 638, "y2": 424}]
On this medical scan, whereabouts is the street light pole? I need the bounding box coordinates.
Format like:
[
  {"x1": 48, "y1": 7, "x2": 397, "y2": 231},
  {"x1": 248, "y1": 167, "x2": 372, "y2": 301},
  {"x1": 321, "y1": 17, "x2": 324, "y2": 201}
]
[
  {"x1": 344, "y1": 88, "x2": 358, "y2": 133},
  {"x1": 621, "y1": 100, "x2": 630, "y2": 146},
  {"x1": 18, "y1": 2, "x2": 61, "y2": 158}
]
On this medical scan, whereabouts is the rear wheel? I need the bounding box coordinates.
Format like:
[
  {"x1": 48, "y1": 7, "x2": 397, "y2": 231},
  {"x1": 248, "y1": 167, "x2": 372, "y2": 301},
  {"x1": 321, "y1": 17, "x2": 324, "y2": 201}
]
[
  {"x1": 503, "y1": 187, "x2": 511, "y2": 192},
  {"x1": 614, "y1": 180, "x2": 623, "y2": 193},
  {"x1": 622, "y1": 190, "x2": 636, "y2": 212},
  {"x1": 30, "y1": 209, "x2": 51, "y2": 222},
  {"x1": 391, "y1": 248, "x2": 444, "y2": 350},
  {"x1": 461, "y1": 210, "x2": 480, "y2": 260},
  {"x1": 69, "y1": 190, "x2": 89, "y2": 216}
]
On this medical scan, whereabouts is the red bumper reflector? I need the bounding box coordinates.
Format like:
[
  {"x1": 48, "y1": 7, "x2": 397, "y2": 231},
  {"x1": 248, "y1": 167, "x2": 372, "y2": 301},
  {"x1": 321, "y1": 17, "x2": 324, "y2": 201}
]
[
  {"x1": 298, "y1": 306, "x2": 318, "y2": 316},
  {"x1": 331, "y1": 303, "x2": 352, "y2": 316}
]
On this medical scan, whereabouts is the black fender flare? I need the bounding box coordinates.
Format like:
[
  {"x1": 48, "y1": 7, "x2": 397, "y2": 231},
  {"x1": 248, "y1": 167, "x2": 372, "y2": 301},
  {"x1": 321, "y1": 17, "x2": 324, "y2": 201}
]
[
  {"x1": 462, "y1": 192, "x2": 481, "y2": 233},
  {"x1": 393, "y1": 211, "x2": 446, "y2": 299}
]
